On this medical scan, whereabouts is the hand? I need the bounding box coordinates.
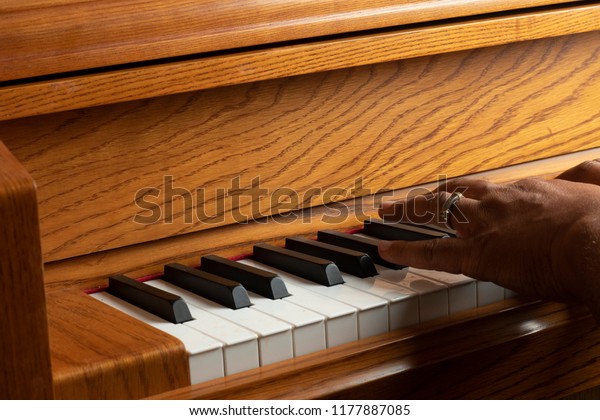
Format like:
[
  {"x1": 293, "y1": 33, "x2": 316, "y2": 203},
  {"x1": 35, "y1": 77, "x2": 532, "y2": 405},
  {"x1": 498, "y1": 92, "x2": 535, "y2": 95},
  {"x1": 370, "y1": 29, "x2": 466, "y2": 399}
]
[{"x1": 377, "y1": 160, "x2": 600, "y2": 319}]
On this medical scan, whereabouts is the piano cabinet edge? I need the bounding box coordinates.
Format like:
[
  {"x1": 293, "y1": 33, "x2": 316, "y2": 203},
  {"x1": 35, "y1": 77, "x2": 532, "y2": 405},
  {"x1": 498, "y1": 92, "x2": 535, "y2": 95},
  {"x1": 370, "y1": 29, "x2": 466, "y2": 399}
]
[
  {"x1": 0, "y1": 0, "x2": 592, "y2": 84},
  {"x1": 47, "y1": 287, "x2": 190, "y2": 399},
  {"x1": 152, "y1": 300, "x2": 600, "y2": 400},
  {"x1": 0, "y1": 141, "x2": 189, "y2": 400},
  {"x1": 0, "y1": 141, "x2": 53, "y2": 399}
]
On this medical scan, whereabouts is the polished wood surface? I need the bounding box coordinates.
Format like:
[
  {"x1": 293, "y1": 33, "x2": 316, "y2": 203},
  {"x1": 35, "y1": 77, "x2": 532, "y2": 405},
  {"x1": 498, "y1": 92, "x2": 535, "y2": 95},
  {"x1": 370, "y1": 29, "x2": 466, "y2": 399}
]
[
  {"x1": 0, "y1": 142, "x2": 53, "y2": 399},
  {"x1": 0, "y1": 0, "x2": 599, "y2": 399},
  {"x1": 48, "y1": 288, "x2": 189, "y2": 399},
  {"x1": 0, "y1": 0, "x2": 584, "y2": 82},
  {"x1": 2, "y1": 2, "x2": 599, "y2": 120},
  {"x1": 3, "y1": 31, "x2": 600, "y2": 264},
  {"x1": 40, "y1": 147, "x2": 600, "y2": 293}
]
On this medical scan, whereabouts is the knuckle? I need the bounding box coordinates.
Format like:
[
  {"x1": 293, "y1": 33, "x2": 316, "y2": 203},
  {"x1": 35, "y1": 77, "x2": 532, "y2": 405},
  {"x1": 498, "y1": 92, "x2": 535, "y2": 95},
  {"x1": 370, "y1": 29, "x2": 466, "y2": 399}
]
[
  {"x1": 422, "y1": 239, "x2": 442, "y2": 264},
  {"x1": 566, "y1": 160, "x2": 599, "y2": 177},
  {"x1": 578, "y1": 160, "x2": 600, "y2": 174},
  {"x1": 513, "y1": 177, "x2": 543, "y2": 189}
]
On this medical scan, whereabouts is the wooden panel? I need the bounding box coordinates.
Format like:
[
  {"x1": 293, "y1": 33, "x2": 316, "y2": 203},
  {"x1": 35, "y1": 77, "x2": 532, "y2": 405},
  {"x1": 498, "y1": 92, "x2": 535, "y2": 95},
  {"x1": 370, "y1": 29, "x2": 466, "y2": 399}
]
[
  {"x1": 41, "y1": 147, "x2": 600, "y2": 292},
  {"x1": 2, "y1": 31, "x2": 600, "y2": 263},
  {"x1": 2, "y1": 3, "x2": 599, "y2": 120},
  {"x1": 0, "y1": 0, "x2": 582, "y2": 81},
  {"x1": 0, "y1": 141, "x2": 52, "y2": 399},
  {"x1": 48, "y1": 288, "x2": 190, "y2": 399}
]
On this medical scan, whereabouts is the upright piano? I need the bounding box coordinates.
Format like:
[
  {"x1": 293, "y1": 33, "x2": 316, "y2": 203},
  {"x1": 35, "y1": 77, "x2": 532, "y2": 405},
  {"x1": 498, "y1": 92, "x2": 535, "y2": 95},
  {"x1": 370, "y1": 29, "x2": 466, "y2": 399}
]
[{"x1": 1, "y1": 0, "x2": 600, "y2": 399}]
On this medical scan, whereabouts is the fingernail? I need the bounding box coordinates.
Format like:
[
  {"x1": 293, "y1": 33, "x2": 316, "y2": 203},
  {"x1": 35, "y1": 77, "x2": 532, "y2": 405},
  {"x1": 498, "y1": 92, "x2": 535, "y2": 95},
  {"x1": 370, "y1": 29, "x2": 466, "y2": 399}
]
[
  {"x1": 379, "y1": 201, "x2": 395, "y2": 210},
  {"x1": 378, "y1": 240, "x2": 392, "y2": 253}
]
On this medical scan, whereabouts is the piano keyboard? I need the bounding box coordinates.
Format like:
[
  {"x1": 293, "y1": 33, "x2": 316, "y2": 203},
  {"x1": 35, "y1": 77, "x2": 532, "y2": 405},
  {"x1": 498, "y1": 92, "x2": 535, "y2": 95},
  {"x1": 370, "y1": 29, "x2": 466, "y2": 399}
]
[{"x1": 90, "y1": 220, "x2": 512, "y2": 385}]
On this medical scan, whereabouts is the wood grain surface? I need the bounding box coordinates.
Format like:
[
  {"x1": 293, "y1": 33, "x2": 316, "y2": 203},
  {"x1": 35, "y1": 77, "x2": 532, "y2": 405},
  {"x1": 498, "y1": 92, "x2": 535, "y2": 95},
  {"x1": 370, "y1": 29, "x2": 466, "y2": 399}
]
[
  {"x1": 0, "y1": 0, "x2": 584, "y2": 82},
  {"x1": 2, "y1": 32, "x2": 600, "y2": 263},
  {"x1": 2, "y1": 1, "x2": 599, "y2": 400},
  {"x1": 0, "y1": 141, "x2": 53, "y2": 399},
  {"x1": 41, "y1": 148, "x2": 600, "y2": 293},
  {"x1": 1, "y1": 3, "x2": 599, "y2": 120},
  {"x1": 48, "y1": 288, "x2": 190, "y2": 399}
]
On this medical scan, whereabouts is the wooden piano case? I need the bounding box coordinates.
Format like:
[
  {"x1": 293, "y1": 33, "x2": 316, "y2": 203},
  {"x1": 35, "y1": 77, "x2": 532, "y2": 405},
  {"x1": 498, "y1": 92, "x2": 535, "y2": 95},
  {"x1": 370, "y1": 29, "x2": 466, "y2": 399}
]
[{"x1": 1, "y1": 0, "x2": 600, "y2": 399}]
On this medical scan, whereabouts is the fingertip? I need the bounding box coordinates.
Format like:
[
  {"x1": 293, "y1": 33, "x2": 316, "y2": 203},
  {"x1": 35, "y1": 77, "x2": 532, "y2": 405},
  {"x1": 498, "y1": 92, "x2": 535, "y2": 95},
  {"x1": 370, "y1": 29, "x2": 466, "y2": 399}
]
[
  {"x1": 378, "y1": 239, "x2": 393, "y2": 253},
  {"x1": 378, "y1": 201, "x2": 402, "y2": 220},
  {"x1": 377, "y1": 239, "x2": 406, "y2": 266},
  {"x1": 378, "y1": 237, "x2": 466, "y2": 273},
  {"x1": 378, "y1": 200, "x2": 395, "y2": 212}
]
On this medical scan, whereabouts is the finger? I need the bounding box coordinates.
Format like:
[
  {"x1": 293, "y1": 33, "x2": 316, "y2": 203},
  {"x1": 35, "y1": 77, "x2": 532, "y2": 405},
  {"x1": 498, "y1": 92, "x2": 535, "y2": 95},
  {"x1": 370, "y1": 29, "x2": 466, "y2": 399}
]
[
  {"x1": 380, "y1": 193, "x2": 480, "y2": 237},
  {"x1": 435, "y1": 177, "x2": 499, "y2": 199},
  {"x1": 430, "y1": 191, "x2": 480, "y2": 238},
  {"x1": 379, "y1": 195, "x2": 435, "y2": 224},
  {"x1": 556, "y1": 159, "x2": 600, "y2": 186},
  {"x1": 379, "y1": 199, "x2": 408, "y2": 221},
  {"x1": 378, "y1": 238, "x2": 468, "y2": 274}
]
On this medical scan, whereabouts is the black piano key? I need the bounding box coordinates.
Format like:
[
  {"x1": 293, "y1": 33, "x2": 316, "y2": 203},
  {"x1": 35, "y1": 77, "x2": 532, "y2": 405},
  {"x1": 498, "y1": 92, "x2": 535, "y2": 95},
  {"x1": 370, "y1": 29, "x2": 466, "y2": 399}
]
[
  {"x1": 252, "y1": 243, "x2": 344, "y2": 287},
  {"x1": 107, "y1": 274, "x2": 193, "y2": 324},
  {"x1": 317, "y1": 229, "x2": 403, "y2": 269},
  {"x1": 364, "y1": 219, "x2": 449, "y2": 241},
  {"x1": 285, "y1": 236, "x2": 378, "y2": 278},
  {"x1": 163, "y1": 263, "x2": 252, "y2": 310},
  {"x1": 200, "y1": 255, "x2": 290, "y2": 299}
]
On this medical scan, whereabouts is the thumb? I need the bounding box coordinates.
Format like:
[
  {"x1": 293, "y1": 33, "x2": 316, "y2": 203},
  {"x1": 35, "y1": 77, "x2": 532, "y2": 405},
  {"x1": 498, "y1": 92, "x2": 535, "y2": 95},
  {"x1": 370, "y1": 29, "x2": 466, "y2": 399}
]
[{"x1": 378, "y1": 238, "x2": 467, "y2": 274}]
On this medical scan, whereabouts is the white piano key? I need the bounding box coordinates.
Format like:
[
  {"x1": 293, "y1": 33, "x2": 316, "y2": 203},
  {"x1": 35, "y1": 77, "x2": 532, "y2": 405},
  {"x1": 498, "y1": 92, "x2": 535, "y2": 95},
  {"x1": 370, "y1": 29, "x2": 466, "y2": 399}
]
[
  {"x1": 147, "y1": 279, "x2": 293, "y2": 366},
  {"x1": 410, "y1": 268, "x2": 477, "y2": 315},
  {"x1": 222, "y1": 259, "x2": 358, "y2": 348},
  {"x1": 91, "y1": 291, "x2": 224, "y2": 384},
  {"x1": 476, "y1": 281, "x2": 506, "y2": 306},
  {"x1": 375, "y1": 265, "x2": 449, "y2": 323},
  {"x1": 246, "y1": 291, "x2": 326, "y2": 357},
  {"x1": 505, "y1": 288, "x2": 519, "y2": 299},
  {"x1": 337, "y1": 271, "x2": 419, "y2": 330},
  {"x1": 129, "y1": 281, "x2": 260, "y2": 376},
  {"x1": 280, "y1": 283, "x2": 358, "y2": 348},
  {"x1": 242, "y1": 259, "x2": 389, "y2": 339}
]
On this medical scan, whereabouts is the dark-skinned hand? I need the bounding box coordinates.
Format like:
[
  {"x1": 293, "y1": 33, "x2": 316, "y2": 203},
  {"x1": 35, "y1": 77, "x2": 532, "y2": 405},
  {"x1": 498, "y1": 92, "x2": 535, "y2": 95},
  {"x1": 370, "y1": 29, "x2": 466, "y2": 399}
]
[{"x1": 378, "y1": 160, "x2": 600, "y2": 321}]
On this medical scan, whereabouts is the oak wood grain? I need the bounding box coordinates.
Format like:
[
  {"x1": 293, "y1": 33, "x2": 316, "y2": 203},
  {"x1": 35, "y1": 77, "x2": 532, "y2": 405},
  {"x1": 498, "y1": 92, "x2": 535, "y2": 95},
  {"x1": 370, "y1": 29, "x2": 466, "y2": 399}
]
[
  {"x1": 0, "y1": 141, "x2": 53, "y2": 399},
  {"x1": 0, "y1": 0, "x2": 584, "y2": 82},
  {"x1": 2, "y1": 1, "x2": 599, "y2": 400},
  {"x1": 3, "y1": 31, "x2": 599, "y2": 263},
  {"x1": 48, "y1": 288, "x2": 190, "y2": 399},
  {"x1": 42, "y1": 148, "x2": 600, "y2": 293},
  {"x1": 1, "y1": 3, "x2": 599, "y2": 120}
]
